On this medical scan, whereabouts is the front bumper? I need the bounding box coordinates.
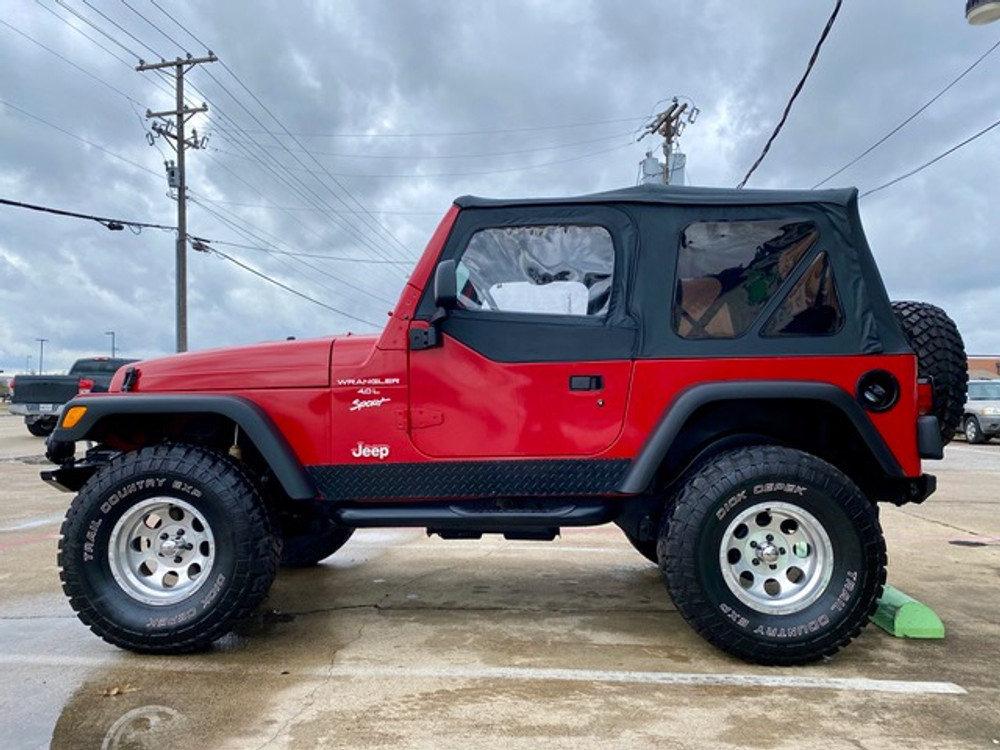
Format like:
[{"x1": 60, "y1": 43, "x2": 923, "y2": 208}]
[{"x1": 979, "y1": 415, "x2": 1000, "y2": 437}]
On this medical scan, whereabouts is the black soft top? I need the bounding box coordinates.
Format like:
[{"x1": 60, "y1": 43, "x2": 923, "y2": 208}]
[
  {"x1": 455, "y1": 184, "x2": 858, "y2": 210},
  {"x1": 447, "y1": 184, "x2": 909, "y2": 358}
]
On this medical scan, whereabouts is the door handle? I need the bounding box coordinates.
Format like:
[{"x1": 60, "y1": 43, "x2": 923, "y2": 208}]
[{"x1": 569, "y1": 375, "x2": 604, "y2": 391}]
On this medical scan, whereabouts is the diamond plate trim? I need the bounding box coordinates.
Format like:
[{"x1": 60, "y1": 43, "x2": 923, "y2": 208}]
[{"x1": 308, "y1": 459, "x2": 631, "y2": 501}]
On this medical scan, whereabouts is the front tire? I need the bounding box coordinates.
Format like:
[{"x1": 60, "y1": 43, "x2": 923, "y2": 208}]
[
  {"x1": 964, "y1": 416, "x2": 988, "y2": 444},
  {"x1": 660, "y1": 445, "x2": 886, "y2": 665},
  {"x1": 58, "y1": 444, "x2": 281, "y2": 654}
]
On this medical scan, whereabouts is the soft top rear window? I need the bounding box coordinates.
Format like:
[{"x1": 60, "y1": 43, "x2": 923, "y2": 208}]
[{"x1": 674, "y1": 220, "x2": 818, "y2": 339}]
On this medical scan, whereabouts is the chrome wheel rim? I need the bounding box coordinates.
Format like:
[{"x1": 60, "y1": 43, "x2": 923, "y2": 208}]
[
  {"x1": 108, "y1": 497, "x2": 215, "y2": 606},
  {"x1": 966, "y1": 420, "x2": 978, "y2": 441},
  {"x1": 719, "y1": 501, "x2": 833, "y2": 615}
]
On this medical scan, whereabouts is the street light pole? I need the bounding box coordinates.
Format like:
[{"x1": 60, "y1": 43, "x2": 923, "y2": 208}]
[
  {"x1": 36, "y1": 338, "x2": 47, "y2": 374},
  {"x1": 105, "y1": 331, "x2": 117, "y2": 358}
]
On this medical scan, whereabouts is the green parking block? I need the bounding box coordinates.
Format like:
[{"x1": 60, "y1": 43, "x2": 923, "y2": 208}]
[{"x1": 870, "y1": 585, "x2": 945, "y2": 639}]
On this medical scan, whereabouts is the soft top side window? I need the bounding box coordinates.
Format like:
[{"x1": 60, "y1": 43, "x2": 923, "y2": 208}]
[
  {"x1": 673, "y1": 220, "x2": 818, "y2": 339},
  {"x1": 456, "y1": 225, "x2": 614, "y2": 317},
  {"x1": 763, "y1": 252, "x2": 844, "y2": 337}
]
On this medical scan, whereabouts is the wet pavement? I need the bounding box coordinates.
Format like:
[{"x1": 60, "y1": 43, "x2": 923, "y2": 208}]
[{"x1": 1, "y1": 409, "x2": 998, "y2": 749}]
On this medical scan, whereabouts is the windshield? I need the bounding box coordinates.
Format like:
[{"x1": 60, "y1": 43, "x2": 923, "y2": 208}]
[{"x1": 968, "y1": 381, "x2": 1000, "y2": 400}]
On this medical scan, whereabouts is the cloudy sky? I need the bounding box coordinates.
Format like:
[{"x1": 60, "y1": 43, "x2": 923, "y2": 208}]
[{"x1": 1, "y1": 1, "x2": 998, "y2": 374}]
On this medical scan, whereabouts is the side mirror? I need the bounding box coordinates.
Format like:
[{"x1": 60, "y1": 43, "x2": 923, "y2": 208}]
[{"x1": 434, "y1": 260, "x2": 458, "y2": 310}]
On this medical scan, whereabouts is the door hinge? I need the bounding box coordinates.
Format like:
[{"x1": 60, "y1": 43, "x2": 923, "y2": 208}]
[
  {"x1": 409, "y1": 327, "x2": 441, "y2": 350},
  {"x1": 396, "y1": 408, "x2": 445, "y2": 430}
]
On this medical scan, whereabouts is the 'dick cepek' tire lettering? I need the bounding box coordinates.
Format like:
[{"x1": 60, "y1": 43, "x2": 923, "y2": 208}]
[
  {"x1": 659, "y1": 445, "x2": 886, "y2": 666},
  {"x1": 58, "y1": 444, "x2": 281, "y2": 654}
]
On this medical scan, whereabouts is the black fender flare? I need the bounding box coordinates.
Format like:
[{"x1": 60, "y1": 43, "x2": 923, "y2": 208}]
[
  {"x1": 617, "y1": 381, "x2": 903, "y2": 494},
  {"x1": 49, "y1": 394, "x2": 316, "y2": 500}
]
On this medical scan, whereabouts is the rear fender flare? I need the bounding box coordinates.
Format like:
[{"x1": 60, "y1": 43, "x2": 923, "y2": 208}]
[{"x1": 617, "y1": 381, "x2": 902, "y2": 494}]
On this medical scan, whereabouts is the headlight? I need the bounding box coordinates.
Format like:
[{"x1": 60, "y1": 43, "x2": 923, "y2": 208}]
[{"x1": 980, "y1": 407, "x2": 1000, "y2": 416}]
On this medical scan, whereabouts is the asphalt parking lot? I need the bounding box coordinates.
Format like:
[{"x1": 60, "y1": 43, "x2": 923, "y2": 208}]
[{"x1": 1, "y1": 409, "x2": 998, "y2": 749}]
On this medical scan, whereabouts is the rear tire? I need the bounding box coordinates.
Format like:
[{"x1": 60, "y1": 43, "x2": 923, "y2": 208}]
[
  {"x1": 58, "y1": 444, "x2": 281, "y2": 654},
  {"x1": 891, "y1": 300, "x2": 967, "y2": 446},
  {"x1": 660, "y1": 445, "x2": 885, "y2": 665},
  {"x1": 26, "y1": 417, "x2": 57, "y2": 437}
]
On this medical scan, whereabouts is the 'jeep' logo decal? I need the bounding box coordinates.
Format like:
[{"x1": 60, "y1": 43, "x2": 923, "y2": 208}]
[{"x1": 351, "y1": 442, "x2": 390, "y2": 460}]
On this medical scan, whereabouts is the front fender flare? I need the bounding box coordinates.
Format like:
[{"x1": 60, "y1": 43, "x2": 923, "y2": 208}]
[{"x1": 49, "y1": 394, "x2": 316, "y2": 500}]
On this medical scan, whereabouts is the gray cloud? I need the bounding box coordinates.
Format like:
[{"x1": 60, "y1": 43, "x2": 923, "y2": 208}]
[{"x1": 1, "y1": 0, "x2": 997, "y2": 375}]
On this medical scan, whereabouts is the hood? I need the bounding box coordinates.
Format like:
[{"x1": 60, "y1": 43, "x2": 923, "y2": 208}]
[{"x1": 112, "y1": 338, "x2": 337, "y2": 392}]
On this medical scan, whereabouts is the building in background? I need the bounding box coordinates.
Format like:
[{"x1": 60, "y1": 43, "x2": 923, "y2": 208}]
[{"x1": 968, "y1": 356, "x2": 1000, "y2": 379}]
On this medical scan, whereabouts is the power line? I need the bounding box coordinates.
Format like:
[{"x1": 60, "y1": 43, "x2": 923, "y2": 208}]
[
  {"x1": 0, "y1": 17, "x2": 142, "y2": 106},
  {"x1": 189, "y1": 195, "x2": 400, "y2": 306},
  {"x1": 214, "y1": 60, "x2": 416, "y2": 260},
  {"x1": 206, "y1": 246, "x2": 382, "y2": 329},
  {"x1": 142, "y1": 0, "x2": 639, "y2": 194},
  {"x1": 1, "y1": 98, "x2": 163, "y2": 180},
  {"x1": 198, "y1": 116, "x2": 649, "y2": 139},
  {"x1": 211, "y1": 130, "x2": 636, "y2": 161},
  {"x1": 53, "y1": 0, "x2": 145, "y2": 61},
  {"x1": 736, "y1": 0, "x2": 843, "y2": 189},
  {"x1": 813, "y1": 37, "x2": 1000, "y2": 189},
  {"x1": 195, "y1": 198, "x2": 440, "y2": 216},
  {"x1": 195, "y1": 237, "x2": 412, "y2": 264},
  {"x1": 80, "y1": 0, "x2": 159, "y2": 59},
  {"x1": 209, "y1": 140, "x2": 634, "y2": 178},
  {"x1": 1, "y1": 13, "x2": 166, "y2": 156},
  {"x1": 135, "y1": 0, "x2": 416, "y2": 262},
  {"x1": 147, "y1": 0, "x2": 211, "y2": 51},
  {"x1": 39, "y1": 0, "x2": 134, "y2": 67},
  {"x1": 38, "y1": 0, "x2": 178, "y2": 102},
  {"x1": 0, "y1": 197, "x2": 174, "y2": 232},
  {"x1": 860, "y1": 115, "x2": 1000, "y2": 198},
  {"x1": 199, "y1": 110, "x2": 411, "y2": 266},
  {"x1": 177, "y1": 69, "x2": 416, "y2": 264},
  {"x1": 120, "y1": 0, "x2": 188, "y2": 53}
]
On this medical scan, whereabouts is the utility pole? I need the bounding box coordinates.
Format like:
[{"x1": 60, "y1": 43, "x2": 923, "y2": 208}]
[
  {"x1": 105, "y1": 330, "x2": 116, "y2": 358},
  {"x1": 137, "y1": 53, "x2": 217, "y2": 353},
  {"x1": 638, "y1": 98, "x2": 699, "y2": 186}
]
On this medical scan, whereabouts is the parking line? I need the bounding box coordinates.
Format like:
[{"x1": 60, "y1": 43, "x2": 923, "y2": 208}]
[
  {"x1": 0, "y1": 654, "x2": 965, "y2": 695},
  {"x1": 325, "y1": 665, "x2": 967, "y2": 695},
  {"x1": 0, "y1": 512, "x2": 64, "y2": 533}
]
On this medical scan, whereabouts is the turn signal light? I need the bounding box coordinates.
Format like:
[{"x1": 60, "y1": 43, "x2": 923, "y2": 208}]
[{"x1": 61, "y1": 406, "x2": 88, "y2": 430}]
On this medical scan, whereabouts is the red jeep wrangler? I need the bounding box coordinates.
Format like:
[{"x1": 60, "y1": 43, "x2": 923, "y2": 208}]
[{"x1": 44, "y1": 185, "x2": 967, "y2": 665}]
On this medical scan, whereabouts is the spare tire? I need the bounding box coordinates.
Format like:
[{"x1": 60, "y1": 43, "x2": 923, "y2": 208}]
[{"x1": 891, "y1": 300, "x2": 967, "y2": 445}]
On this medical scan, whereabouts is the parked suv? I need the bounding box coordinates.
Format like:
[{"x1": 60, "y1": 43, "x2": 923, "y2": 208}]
[
  {"x1": 42, "y1": 185, "x2": 967, "y2": 665},
  {"x1": 962, "y1": 379, "x2": 1000, "y2": 443}
]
